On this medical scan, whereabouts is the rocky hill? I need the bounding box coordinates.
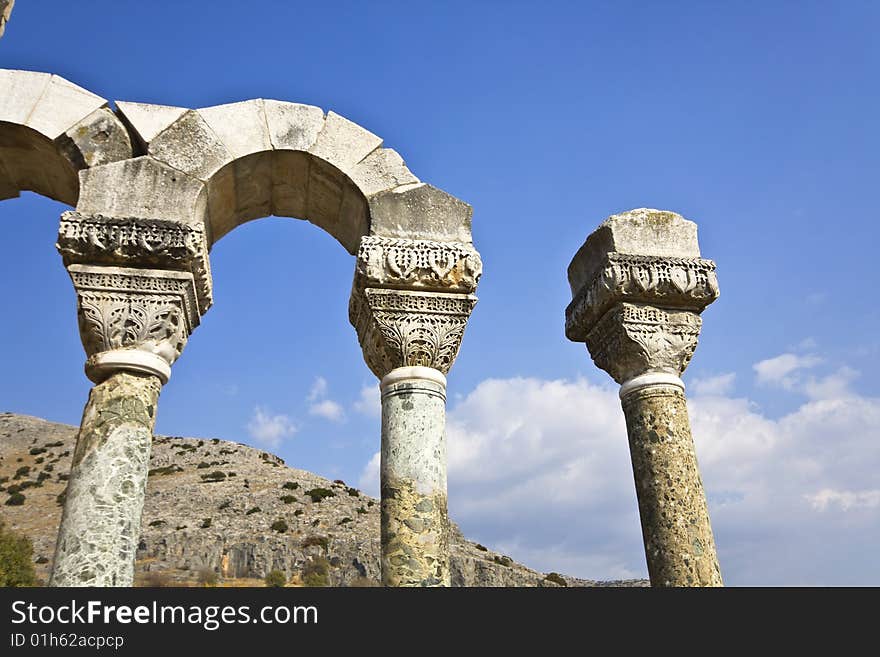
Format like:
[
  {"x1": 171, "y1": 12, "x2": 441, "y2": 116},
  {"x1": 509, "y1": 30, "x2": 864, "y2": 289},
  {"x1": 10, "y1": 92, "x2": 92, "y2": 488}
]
[{"x1": 0, "y1": 412, "x2": 646, "y2": 587}]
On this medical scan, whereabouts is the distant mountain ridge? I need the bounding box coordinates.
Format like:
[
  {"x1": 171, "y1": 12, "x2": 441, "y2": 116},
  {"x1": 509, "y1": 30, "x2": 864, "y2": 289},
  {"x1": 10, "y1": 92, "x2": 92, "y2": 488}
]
[{"x1": 0, "y1": 412, "x2": 647, "y2": 587}]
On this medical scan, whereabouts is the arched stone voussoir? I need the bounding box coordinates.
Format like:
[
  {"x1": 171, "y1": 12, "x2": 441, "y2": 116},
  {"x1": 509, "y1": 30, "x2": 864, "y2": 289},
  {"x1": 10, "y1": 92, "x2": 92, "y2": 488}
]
[
  {"x1": 0, "y1": 69, "x2": 133, "y2": 204},
  {"x1": 115, "y1": 101, "x2": 188, "y2": 152}
]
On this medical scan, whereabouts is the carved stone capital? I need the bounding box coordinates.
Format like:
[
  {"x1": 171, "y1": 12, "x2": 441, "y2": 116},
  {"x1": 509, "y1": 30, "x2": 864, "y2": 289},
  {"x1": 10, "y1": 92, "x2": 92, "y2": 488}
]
[
  {"x1": 68, "y1": 264, "x2": 200, "y2": 384},
  {"x1": 58, "y1": 211, "x2": 213, "y2": 314},
  {"x1": 585, "y1": 303, "x2": 702, "y2": 384},
  {"x1": 349, "y1": 287, "x2": 477, "y2": 379},
  {"x1": 355, "y1": 236, "x2": 482, "y2": 293},
  {"x1": 566, "y1": 253, "x2": 718, "y2": 341}
]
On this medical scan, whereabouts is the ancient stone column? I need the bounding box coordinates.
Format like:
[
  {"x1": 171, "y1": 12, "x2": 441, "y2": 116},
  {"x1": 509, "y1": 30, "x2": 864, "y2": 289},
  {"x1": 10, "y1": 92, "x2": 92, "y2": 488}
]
[
  {"x1": 350, "y1": 237, "x2": 481, "y2": 586},
  {"x1": 380, "y1": 366, "x2": 448, "y2": 586},
  {"x1": 565, "y1": 208, "x2": 722, "y2": 587},
  {"x1": 50, "y1": 214, "x2": 209, "y2": 586}
]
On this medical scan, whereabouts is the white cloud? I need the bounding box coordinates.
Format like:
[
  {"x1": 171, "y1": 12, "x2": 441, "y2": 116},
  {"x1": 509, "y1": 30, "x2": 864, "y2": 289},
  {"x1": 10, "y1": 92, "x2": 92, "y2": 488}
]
[
  {"x1": 806, "y1": 488, "x2": 880, "y2": 512},
  {"x1": 359, "y1": 451, "x2": 380, "y2": 496},
  {"x1": 753, "y1": 353, "x2": 822, "y2": 389},
  {"x1": 307, "y1": 376, "x2": 328, "y2": 402},
  {"x1": 306, "y1": 376, "x2": 345, "y2": 422},
  {"x1": 690, "y1": 372, "x2": 736, "y2": 396},
  {"x1": 353, "y1": 383, "x2": 381, "y2": 418},
  {"x1": 309, "y1": 399, "x2": 345, "y2": 422},
  {"x1": 247, "y1": 406, "x2": 296, "y2": 448},
  {"x1": 802, "y1": 366, "x2": 858, "y2": 400},
  {"x1": 358, "y1": 369, "x2": 880, "y2": 585}
]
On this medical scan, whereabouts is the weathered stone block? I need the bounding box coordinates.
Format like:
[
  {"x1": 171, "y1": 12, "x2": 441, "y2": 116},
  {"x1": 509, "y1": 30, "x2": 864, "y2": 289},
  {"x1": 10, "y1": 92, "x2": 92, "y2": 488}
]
[
  {"x1": 0, "y1": 69, "x2": 50, "y2": 125},
  {"x1": 58, "y1": 107, "x2": 133, "y2": 169},
  {"x1": 336, "y1": 185, "x2": 369, "y2": 254},
  {"x1": 198, "y1": 100, "x2": 271, "y2": 159},
  {"x1": 26, "y1": 75, "x2": 106, "y2": 140},
  {"x1": 264, "y1": 100, "x2": 324, "y2": 151},
  {"x1": 309, "y1": 111, "x2": 382, "y2": 172},
  {"x1": 369, "y1": 183, "x2": 473, "y2": 243},
  {"x1": 568, "y1": 208, "x2": 700, "y2": 297},
  {"x1": 206, "y1": 161, "x2": 238, "y2": 240},
  {"x1": 149, "y1": 110, "x2": 231, "y2": 181},
  {"x1": 271, "y1": 150, "x2": 310, "y2": 219},
  {"x1": 350, "y1": 147, "x2": 419, "y2": 198},
  {"x1": 306, "y1": 158, "x2": 345, "y2": 239},
  {"x1": 115, "y1": 101, "x2": 188, "y2": 149},
  {"x1": 232, "y1": 151, "x2": 273, "y2": 225},
  {"x1": 77, "y1": 156, "x2": 207, "y2": 227}
]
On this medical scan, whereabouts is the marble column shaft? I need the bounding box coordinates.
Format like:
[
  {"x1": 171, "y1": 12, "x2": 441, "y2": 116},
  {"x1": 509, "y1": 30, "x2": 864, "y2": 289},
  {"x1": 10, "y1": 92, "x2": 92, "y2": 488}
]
[
  {"x1": 50, "y1": 371, "x2": 161, "y2": 586},
  {"x1": 621, "y1": 379, "x2": 722, "y2": 586},
  {"x1": 380, "y1": 367, "x2": 449, "y2": 587}
]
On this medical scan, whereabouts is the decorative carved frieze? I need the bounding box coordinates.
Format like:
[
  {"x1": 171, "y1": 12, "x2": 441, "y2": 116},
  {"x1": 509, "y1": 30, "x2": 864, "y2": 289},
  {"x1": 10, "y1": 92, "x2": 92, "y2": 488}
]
[
  {"x1": 58, "y1": 211, "x2": 213, "y2": 314},
  {"x1": 566, "y1": 253, "x2": 718, "y2": 342},
  {"x1": 355, "y1": 236, "x2": 482, "y2": 293},
  {"x1": 585, "y1": 303, "x2": 702, "y2": 384},
  {"x1": 349, "y1": 287, "x2": 477, "y2": 378},
  {"x1": 68, "y1": 264, "x2": 200, "y2": 383}
]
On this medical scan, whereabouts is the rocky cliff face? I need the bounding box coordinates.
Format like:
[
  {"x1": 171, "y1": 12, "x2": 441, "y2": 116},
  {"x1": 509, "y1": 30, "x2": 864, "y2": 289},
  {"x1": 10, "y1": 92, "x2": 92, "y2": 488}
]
[{"x1": 0, "y1": 413, "x2": 646, "y2": 587}]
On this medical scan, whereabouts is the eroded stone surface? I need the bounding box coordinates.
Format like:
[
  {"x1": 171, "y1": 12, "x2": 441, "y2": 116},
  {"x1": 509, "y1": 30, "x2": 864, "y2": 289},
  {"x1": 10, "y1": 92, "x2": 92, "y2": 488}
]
[
  {"x1": 149, "y1": 110, "x2": 231, "y2": 181},
  {"x1": 263, "y1": 100, "x2": 325, "y2": 151},
  {"x1": 586, "y1": 303, "x2": 703, "y2": 384},
  {"x1": 621, "y1": 386, "x2": 722, "y2": 587},
  {"x1": 67, "y1": 264, "x2": 199, "y2": 383},
  {"x1": 50, "y1": 372, "x2": 162, "y2": 587},
  {"x1": 350, "y1": 288, "x2": 477, "y2": 379},
  {"x1": 58, "y1": 107, "x2": 133, "y2": 170},
  {"x1": 380, "y1": 377, "x2": 449, "y2": 586},
  {"x1": 568, "y1": 208, "x2": 700, "y2": 295},
  {"x1": 77, "y1": 157, "x2": 207, "y2": 227},
  {"x1": 115, "y1": 101, "x2": 188, "y2": 150},
  {"x1": 0, "y1": 1, "x2": 13, "y2": 38},
  {"x1": 369, "y1": 183, "x2": 473, "y2": 243},
  {"x1": 309, "y1": 111, "x2": 382, "y2": 172},
  {"x1": 198, "y1": 100, "x2": 271, "y2": 159}
]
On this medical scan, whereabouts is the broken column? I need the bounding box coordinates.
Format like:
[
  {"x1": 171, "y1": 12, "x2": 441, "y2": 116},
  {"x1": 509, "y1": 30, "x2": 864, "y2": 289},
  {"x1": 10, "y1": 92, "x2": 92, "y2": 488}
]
[
  {"x1": 50, "y1": 213, "x2": 208, "y2": 586},
  {"x1": 350, "y1": 233, "x2": 481, "y2": 586},
  {"x1": 565, "y1": 208, "x2": 723, "y2": 587}
]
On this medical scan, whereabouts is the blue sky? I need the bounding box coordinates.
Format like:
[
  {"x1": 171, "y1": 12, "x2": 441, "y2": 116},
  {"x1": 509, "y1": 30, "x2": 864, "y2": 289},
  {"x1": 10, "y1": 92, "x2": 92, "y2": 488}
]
[{"x1": 1, "y1": 1, "x2": 878, "y2": 585}]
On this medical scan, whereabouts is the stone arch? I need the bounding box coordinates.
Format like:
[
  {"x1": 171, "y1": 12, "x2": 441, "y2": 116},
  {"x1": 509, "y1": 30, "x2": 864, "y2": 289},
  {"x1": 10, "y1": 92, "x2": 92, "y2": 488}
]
[
  {"x1": 0, "y1": 69, "x2": 133, "y2": 205},
  {"x1": 77, "y1": 98, "x2": 473, "y2": 254},
  {"x1": 3, "y1": 70, "x2": 482, "y2": 587}
]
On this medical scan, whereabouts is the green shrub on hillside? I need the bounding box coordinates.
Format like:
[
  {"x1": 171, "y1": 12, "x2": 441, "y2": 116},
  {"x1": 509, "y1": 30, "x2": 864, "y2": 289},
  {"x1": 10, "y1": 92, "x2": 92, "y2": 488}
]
[
  {"x1": 304, "y1": 487, "x2": 335, "y2": 503},
  {"x1": 301, "y1": 557, "x2": 330, "y2": 587},
  {"x1": 264, "y1": 570, "x2": 286, "y2": 587},
  {"x1": 0, "y1": 520, "x2": 38, "y2": 586}
]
